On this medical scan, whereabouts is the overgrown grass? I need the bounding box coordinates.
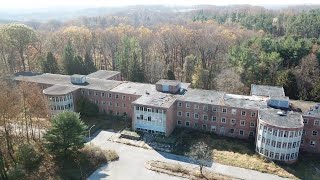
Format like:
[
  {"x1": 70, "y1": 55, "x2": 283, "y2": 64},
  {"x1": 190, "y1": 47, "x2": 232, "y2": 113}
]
[
  {"x1": 171, "y1": 128, "x2": 320, "y2": 179},
  {"x1": 148, "y1": 160, "x2": 237, "y2": 180},
  {"x1": 82, "y1": 114, "x2": 129, "y2": 134}
]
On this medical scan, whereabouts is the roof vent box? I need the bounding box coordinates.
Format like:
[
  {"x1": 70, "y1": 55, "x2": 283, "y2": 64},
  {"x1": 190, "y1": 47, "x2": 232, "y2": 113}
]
[{"x1": 70, "y1": 74, "x2": 86, "y2": 85}]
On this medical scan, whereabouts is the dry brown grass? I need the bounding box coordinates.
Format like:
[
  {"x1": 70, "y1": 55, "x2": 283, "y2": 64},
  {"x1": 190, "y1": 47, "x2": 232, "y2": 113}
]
[
  {"x1": 148, "y1": 160, "x2": 238, "y2": 180},
  {"x1": 81, "y1": 145, "x2": 119, "y2": 164}
]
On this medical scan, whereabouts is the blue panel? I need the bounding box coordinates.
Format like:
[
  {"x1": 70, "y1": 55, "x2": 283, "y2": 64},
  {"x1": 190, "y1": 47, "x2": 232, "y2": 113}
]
[{"x1": 162, "y1": 85, "x2": 169, "y2": 92}]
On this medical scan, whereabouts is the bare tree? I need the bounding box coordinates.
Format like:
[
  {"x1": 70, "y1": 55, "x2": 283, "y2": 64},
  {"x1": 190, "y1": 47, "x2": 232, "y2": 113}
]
[{"x1": 189, "y1": 141, "x2": 212, "y2": 179}]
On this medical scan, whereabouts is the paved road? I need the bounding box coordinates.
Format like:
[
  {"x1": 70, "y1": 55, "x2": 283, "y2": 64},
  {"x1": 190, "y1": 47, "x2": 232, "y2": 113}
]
[{"x1": 88, "y1": 131, "x2": 290, "y2": 180}]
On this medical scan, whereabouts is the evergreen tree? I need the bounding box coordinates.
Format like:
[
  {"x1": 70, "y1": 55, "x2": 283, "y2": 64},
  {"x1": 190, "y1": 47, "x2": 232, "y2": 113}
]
[
  {"x1": 84, "y1": 52, "x2": 97, "y2": 75},
  {"x1": 167, "y1": 69, "x2": 175, "y2": 80},
  {"x1": 62, "y1": 41, "x2": 75, "y2": 75},
  {"x1": 43, "y1": 111, "x2": 87, "y2": 158},
  {"x1": 72, "y1": 55, "x2": 85, "y2": 75},
  {"x1": 183, "y1": 55, "x2": 196, "y2": 83},
  {"x1": 42, "y1": 52, "x2": 59, "y2": 74}
]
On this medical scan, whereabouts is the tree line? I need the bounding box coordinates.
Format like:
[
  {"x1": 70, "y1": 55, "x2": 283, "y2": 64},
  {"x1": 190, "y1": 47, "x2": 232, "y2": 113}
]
[{"x1": 1, "y1": 6, "x2": 320, "y2": 101}]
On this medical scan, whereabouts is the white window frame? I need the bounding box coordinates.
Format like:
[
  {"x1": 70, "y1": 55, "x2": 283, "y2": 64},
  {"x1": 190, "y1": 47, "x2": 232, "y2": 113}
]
[
  {"x1": 211, "y1": 126, "x2": 216, "y2": 132},
  {"x1": 194, "y1": 104, "x2": 199, "y2": 109},
  {"x1": 212, "y1": 116, "x2": 217, "y2": 122},
  {"x1": 231, "y1": 119, "x2": 236, "y2": 125},
  {"x1": 203, "y1": 114, "x2": 208, "y2": 121},
  {"x1": 241, "y1": 111, "x2": 246, "y2": 116},
  {"x1": 177, "y1": 111, "x2": 182, "y2": 116},
  {"x1": 251, "y1": 112, "x2": 256, "y2": 117},
  {"x1": 185, "y1": 121, "x2": 190, "y2": 127},
  {"x1": 239, "y1": 130, "x2": 244, "y2": 136},
  {"x1": 314, "y1": 120, "x2": 320, "y2": 126},
  {"x1": 194, "y1": 113, "x2": 199, "y2": 119},
  {"x1": 178, "y1": 102, "x2": 182, "y2": 107},
  {"x1": 312, "y1": 131, "x2": 318, "y2": 136},
  {"x1": 231, "y1": 109, "x2": 237, "y2": 115},
  {"x1": 186, "y1": 112, "x2": 190, "y2": 118},
  {"x1": 310, "y1": 141, "x2": 316, "y2": 147},
  {"x1": 250, "y1": 122, "x2": 255, "y2": 127},
  {"x1": 222, "y1": 108, "x2": 227, "y2": 113},
  {"x1": 221, "y1": 117, "x2": 226, "y2": 123},
  {"x1": 177, "y1": 120, "x2": 181, "y2": 125},
  {"x1": 186, "y1": 103, "x2": 190, "y2": 108},
  {"x1": 303, "y1": 119, "x2": 308, "y2": 124},
  {"x1": 240, "y1": 120, "x2": 245, "y2": 126}
]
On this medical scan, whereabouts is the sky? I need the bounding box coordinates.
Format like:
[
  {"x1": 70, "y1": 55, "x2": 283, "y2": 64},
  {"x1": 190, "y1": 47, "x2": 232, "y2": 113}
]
[{"x1": 0, "y1": 0, "x2": 319, "y2": 10}]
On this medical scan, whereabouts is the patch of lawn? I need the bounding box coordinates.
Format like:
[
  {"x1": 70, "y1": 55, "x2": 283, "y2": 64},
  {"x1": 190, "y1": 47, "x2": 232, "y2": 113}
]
[
  {"x1": 82, "y1": 114, "x2": 129, "y2": 134},
  {"x1": 171, "y1": 128, "x2": 320, "y2": 179}
]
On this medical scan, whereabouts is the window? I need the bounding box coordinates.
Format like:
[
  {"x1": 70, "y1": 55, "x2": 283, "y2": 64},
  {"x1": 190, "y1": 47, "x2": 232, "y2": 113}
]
[
  {"x1": 291, "y1": 153, "x2": 295, "y2": 160},
  {"x1": 288, "y1": 143, "x2": 292, "y2": 149},
  {"x1": 194, "y1": 104, "x2": 199, "y2": 109},
  {"x1": 258, "y1": 135, "x2": 261, "y2": 140},
  {"x1": 88, "y1": 91, "x2": 91, "y2": 95},
  {"x1": 301, "y1": 139, "x2": 304, "y2": 144},
  {"x1": 95, "y1": 91, "x2": 98, "y2": 96},
  {"x1": 122, "y1": 95, "x2": 126, "y2": 100},
  {"x1": 303, "y1": 130, "x2": 306, "y2": 135},
  {"x1": 194, "y1": 123, "x2": 198, "y2": 128},
  {"x1": 123, "y1": 104, "x2": 126, "y2": 108},
  {"x1": 251, "y1": 112, "x2": 256, "y2": 117},
  {"x1": 286, "y1": 154, "x2": 290, "y2": 160},
  {"x1": 280, "y1": 154, "x2": 285, "y2": 160},
  {"x1": 203, "y1": 115, "x2": 208, "y2": 121},
  {"x1": 293, "y1": 142, "x2": 296, "y2": 148},
  {"x1": 231, "y1": 119, "x2": 236, "y2": 125},
  {"x1": 315, "y1": 120, "x2": 320, "y2": 126},
  {"x1": 136, "y1": 106, "x2": 139, "y2": 110},
  {"x1": 202, "y1": 124, "x2": 207, "y2": 130},
  {"x1": 178, "y1": 102, "x2": 182, "y2": 107},
  {"x1": 101, "y1": 92, "x2": 105, "y2": 97},
  {"x1": 231, "y1": 109, "x2": 237, "y2": 115},
  {"x1": 310, "y1": 141, "x2": 316, "y2": 147},
  {"x1": 81, "y1": 90, "x2": 84, "y2": 95},
  {"x1": 303, "y1": 119, "x2": 308, "y2": 124},
  {"x1": 270, "y1": 152, "x2": 274, "y2": 158},
  {"x1": 289, "y1": 131, "x2": 294, "y2": 137},
  {"x1": 203, "y1": 105, "x2": 208, "y2": 111},
  {"x1": 241, "y1": 111, "x2": 246, "y2": 116},
  {"x1": 282, "y1": 143, "x2": 287, "y2": 149},
  {"x1": 278, "y1": 131, "x2": 283, "y2": 137},
  {"x1": 211, "y1": 126, "x2": 216, "y2": 132},
  {"x1": 115, "y1": 94, "x2": 119, "y2": 99},
  {"x1": 108, "y1": 94, "x2": 112, "y2": 98},
  {"x1": 109, "y1": 102, "x2": 112, "y2": 106},
  {"x1": 147, "y1": 108, "x2": 151, "y2": 112},
  {"x1": 222, "y1": 108, "x2": 227, "y2": 113},
  {"x1": 275, "y1": 153, "x2": 280, "y2": 160},
  {"x1": 186, "y1": 112, "x2": 190, "y2": 118},
  {"x1": 262, "y1": 137, "x2": 265, "y2": 143},
  {"x1": 240, "y1": 120, "x2": 245, "y2": 126},
  {"x1": 312, "y1": 131, "x2": 318, "y2": 136},
  {"x1": 212, "y1": 116, "x2": 217, "y2": 122},
  {"x1": 264, "y1": 150, "x2": 269, "y2": 157},
  {"x1": 186, "y1": 103, "x2": 190, "y2": 108},
  {"x1": 268, "y1": 128, "x2": 272, "y2": 134},
  {"x1": 116, "y1": 111, "x2": 120, "y2": 116},
  {"x1": 249, "y1": 131, "x2": 254, "y2": 137},
  {"x1": 129, "y1": 96, "x2": 132, "y2": 101},
  {"x1": 185, "y1": 121, "x2": 190, "y2": 127},
  {"x1": 177, "y1": 120, "x2": 181, "y2": 125},
  {"x1": 239, "y1": 130, "x2": 244, "y2": 136},
  {"x1": 250, "y1": 122, "x2": 255, "y2": 127},
  {"x1": 102, "y1": 101, "x2": 105, "y2": 105},
  {"x1": 284, "y1": 131, "x2": 288, "y2": 137},
  {"x1": 271, "y1": 141, "x2": 276, "y2": 147},
  {"x1": 277, "y1": 142, "x2": 281, "y2": 148},
  {"x1": 147, "y1": 116, "x2": 151, "y2": 121},
  {"x1": 266, "y1": 139, "x2": 270, "y2": 145},
  {"x1": 194, "y1": 113, "x2": 199, "y2": 119},
  {"x1": 221, "y1": 117, "x2": 226, "y2": 123},
  {"x1": 177, "y1": 111, "x2": 182, "y2": 116},
  {"x1": 230, "y1": 129, "x2": 235, "y2": 134},
  {"x1": 212, "y1": 107, "x2": 217, "y2": 112},
  {"x1": 116, "y1": 103, "x2": 119, "y2": 107}
]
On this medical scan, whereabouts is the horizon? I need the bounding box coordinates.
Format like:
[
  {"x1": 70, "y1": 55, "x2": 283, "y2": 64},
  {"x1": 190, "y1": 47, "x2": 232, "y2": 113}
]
[{"x1": 0, "y1": 0, "x2": 319, "y2": 11}]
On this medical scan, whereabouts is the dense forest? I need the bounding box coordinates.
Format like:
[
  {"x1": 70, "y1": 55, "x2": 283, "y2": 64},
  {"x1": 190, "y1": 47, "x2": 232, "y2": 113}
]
[{"x1": 1, "y1": 5, "x2": 320, "y2": 101}]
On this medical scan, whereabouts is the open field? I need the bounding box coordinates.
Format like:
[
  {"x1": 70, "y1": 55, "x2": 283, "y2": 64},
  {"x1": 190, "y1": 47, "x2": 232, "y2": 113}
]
[{"x1": 170, "y1": 128, "x2": 320, "y2": 179}]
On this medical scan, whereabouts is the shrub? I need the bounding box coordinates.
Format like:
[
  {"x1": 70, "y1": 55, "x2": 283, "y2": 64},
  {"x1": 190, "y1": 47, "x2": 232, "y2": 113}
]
[
  {"x1": 7, "y1": 165, "x2": 25, "y2": 180},
  {"x1": 81, "y1": 145, "x2": 119, "y2": 167},
  {"x1": 16, "y1": 143, "x2": 43, "y2": 173}
]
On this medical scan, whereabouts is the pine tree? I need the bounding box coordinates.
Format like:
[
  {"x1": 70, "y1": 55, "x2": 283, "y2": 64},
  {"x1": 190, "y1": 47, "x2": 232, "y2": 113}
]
[
  {"x1": 62, "y1": 41, "x2": 75, "y2": 75},
  {"x1": 42, "y1": 52, "x2": 59, "y2": 74},
  {"x1": 72, "y1": 55, "x2": 85, "y2": 75},
  {"x1": 84, "y1": 52, "x2": 97, "y2": 75}
]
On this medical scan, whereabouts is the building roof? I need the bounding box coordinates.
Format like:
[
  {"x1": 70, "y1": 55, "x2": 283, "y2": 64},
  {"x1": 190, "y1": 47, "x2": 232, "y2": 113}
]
[
  {"x1": 87, "y1": 70, "x2": 120, "y2": 80},
  {"x1": 132, "y1": 93, "x2": 177, "y2": 108},
  {"x1": 177, "y1": 89, "x2": 225, "y2": 105},
  {"x1": 258, "y1": 108, "x2": 303, "y2": 128},
  {"x1": 303, "y1": 104, "x2": 320, "y2": 118},
  {"x1": 251, "y1": 84, "x2": 285, "y2": 97},
  {"x1": 15, "y1": 73, "x2": 122, "y2": 92},
  {"x1": 110, "y1": 81, "x2": 157, "y2": 96},
  {"x1": 222, "y1": 93, "x2": 268, "y2": 110},
  {"x1": 156, "y1": 79, "x2": 181, "y2": 86},
  {"x1": 43, "y1": 85, "x2": 79, "y2": 96}
]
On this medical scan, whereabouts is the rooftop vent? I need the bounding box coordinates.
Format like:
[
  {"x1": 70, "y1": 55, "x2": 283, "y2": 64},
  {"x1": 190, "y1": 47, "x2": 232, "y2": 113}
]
[
  {"x1": 277, "y1": 111, "x2": 287, "y2": 116},
  {"x1": 70, "y1": 74, "x2": 86, "y2": 85}
]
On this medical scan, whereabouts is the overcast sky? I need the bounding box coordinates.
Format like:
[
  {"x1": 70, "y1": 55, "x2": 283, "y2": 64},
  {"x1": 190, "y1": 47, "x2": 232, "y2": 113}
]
[{"x1": 0, "y1": 0, "x2": 319, "y2": 10}]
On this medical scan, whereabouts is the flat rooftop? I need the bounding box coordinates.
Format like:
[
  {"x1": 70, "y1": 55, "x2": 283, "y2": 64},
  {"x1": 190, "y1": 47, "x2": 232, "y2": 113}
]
[
  {"x1": 251, "y1": 84, "x2": 285, "y2": 97},
  {"x1": 15, "y1": 73, "x2": 122, "y2": 92},
  {"x1": 132, "y1": 93, "x2": 177, "y2": 108},
  {"x1": 259, "y1": 108, "x2": 303, "y2": 128},
  {"x1": 156, "y1": 79, "x2": 181, "y2": 86},
  {"x1": 87, "y1": 70, "x2": 120, "y2": 80},
  {"x1": 43, "y1": 85, "x2": 79, "y2": 96},
  {"x1": 178, "y1": 89, "x2": 225, "y2": 105},
  {"x1": 222, "y1": 94, "x2": 268, "y2": 110},
  {"x1": 110, "y1": 82, "x2": 157, "y2": 96},
  {"x1": 303, "y1": 104, "x2": 320, "y2": 118}
]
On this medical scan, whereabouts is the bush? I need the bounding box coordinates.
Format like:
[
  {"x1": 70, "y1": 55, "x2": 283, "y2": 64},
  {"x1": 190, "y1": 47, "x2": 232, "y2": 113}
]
[
  {"x1": 16, "y1": 143, "x2": 43, "y2": 173},
  {"x1": 81, "y1": 145, "x2": 119, "y2": 167},
  {"x1": 7, "y1": 165, "x2": 25, "y2": 180}
]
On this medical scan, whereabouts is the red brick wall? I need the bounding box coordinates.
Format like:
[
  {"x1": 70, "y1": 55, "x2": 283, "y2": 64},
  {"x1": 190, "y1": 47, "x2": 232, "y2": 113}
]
[{"x1": 301, "y1": 115, "x2": 320, "y2": 153}]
